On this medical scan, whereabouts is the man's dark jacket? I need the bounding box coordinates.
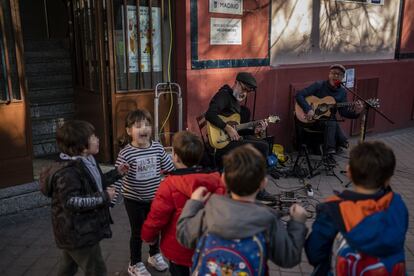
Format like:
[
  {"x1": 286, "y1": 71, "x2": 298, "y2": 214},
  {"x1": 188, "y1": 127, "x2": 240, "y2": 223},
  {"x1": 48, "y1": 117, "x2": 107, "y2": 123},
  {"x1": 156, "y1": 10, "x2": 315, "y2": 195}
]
[{"x1": 205, "y1": 85, "x2": 251, "y2": 135}]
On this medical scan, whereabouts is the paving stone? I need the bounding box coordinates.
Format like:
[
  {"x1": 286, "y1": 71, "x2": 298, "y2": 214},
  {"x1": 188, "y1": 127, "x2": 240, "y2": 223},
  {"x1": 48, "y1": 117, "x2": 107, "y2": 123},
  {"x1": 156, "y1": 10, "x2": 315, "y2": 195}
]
[{"x1": 1, "y1": 127, "x2": 414, "y2": 275}]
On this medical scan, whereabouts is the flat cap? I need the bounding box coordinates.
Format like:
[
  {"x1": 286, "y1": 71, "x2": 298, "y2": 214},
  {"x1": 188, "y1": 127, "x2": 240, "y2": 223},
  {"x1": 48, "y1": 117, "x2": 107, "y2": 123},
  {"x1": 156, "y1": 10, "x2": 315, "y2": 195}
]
[
  {"x1": 236, "y1": 72, "x2": 257, "y2": 89},
  {"x1": 330, "y1": 64, "x2": 346, "y2": 74}
]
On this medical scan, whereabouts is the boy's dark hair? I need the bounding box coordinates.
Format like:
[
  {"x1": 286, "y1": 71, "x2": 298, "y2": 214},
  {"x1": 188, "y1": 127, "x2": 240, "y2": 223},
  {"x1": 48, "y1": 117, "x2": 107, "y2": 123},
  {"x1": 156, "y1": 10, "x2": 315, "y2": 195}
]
[
  {"x1": 349, "y1": 141, "x2": 396, "y2": 189},
  {"x1": 119, "y1": 109, "x2": 153, "y2": 147},
  {"x1": 172, "y1": 131, "x2": 204, "y2": 167},
  {"x1": 223, "y1": 144, "x2": 266, "y2": 196},
  {"x1": 57, "y1": 120, "x2": 95, "y2": 156}
]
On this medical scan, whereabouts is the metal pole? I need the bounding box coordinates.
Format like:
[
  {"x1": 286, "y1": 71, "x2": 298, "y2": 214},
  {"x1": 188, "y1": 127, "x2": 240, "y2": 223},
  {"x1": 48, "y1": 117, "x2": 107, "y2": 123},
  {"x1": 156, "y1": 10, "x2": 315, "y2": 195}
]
[{"x1": 43, "y1": 0, "x2": 50, "y2": 39}]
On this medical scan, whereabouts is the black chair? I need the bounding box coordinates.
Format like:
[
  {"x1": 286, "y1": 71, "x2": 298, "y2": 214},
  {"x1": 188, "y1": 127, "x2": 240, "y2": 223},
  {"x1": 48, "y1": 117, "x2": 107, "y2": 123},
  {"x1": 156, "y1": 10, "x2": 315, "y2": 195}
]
[
  {"x1": 292, "y1": 117, "x2": 342, "y2": 183},
  {"x1": 292, "y1": 117, "x2": 324, "y2": 178},
  {"x1": 196, "y1": 113, "x2": 218, "y2": 169}
]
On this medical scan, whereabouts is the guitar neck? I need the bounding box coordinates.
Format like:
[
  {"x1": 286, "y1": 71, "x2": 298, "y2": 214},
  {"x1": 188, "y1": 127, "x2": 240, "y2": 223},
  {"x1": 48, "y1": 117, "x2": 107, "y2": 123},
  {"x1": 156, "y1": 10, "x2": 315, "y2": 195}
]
[
  {"x1": 235, "y1": 120, "x2": 263, "y2": 131},
  {"x1": 336, "y1": 101, "x2": 354, "y2": 108}
]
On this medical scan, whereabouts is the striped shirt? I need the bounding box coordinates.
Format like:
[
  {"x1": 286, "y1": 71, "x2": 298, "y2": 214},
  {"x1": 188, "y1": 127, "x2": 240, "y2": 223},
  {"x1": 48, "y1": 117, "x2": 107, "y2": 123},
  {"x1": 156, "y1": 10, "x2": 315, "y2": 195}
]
[{"x1": 113, "y1": 141, "x2": 174, "y2": 202}]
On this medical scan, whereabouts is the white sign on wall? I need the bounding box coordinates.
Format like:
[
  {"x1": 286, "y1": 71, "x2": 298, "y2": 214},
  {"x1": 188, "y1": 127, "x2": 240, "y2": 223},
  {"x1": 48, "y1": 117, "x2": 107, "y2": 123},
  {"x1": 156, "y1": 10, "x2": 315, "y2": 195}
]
[
  {"x1": 210, "y1": 18, "x2": 242, "y2": 45},
  {"x1": 345, "y1": 68, "x2": 355, "y2": 88},
  {"x1": 209, "y1": 0, "x2": 243, "y2": 15}
]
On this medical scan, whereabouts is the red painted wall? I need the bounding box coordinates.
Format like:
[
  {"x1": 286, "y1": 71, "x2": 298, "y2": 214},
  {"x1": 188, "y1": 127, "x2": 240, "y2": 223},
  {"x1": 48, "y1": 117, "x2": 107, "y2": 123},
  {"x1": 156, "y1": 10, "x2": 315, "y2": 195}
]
[
  {"x1": 176, "y1": 1, "x2": 414, "y2": 150},
  {"x1": 183, "y1": 61, "x2": 414, "y2": 149},
  {"x1": 196, "y1": 1, "x2": 268, "y2": 60}
]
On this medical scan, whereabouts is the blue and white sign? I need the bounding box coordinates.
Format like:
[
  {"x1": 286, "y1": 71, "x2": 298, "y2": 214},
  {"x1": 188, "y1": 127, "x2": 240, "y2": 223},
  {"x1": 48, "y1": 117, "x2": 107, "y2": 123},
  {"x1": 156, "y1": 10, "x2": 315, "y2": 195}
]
[
  {"x1": 209, "y1": 0, "x2": 243, "y2": 15},
  {"x1": 345, "y1": 68, "x2": 355, "y2": 88}
]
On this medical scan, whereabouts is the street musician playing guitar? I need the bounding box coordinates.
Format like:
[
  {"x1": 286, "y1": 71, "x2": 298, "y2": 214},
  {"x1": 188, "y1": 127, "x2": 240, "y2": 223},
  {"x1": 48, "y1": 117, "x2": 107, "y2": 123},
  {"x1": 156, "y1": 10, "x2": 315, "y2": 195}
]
[
  {"x1": 205, "y1": 72, "x2": 275, "y2": 201},
  {"x1": 295, "y1": 64, "x2": 364, "y2": 154},
  {"x1": 205, "y1": 72, "x2": 269, "y2": 160}
]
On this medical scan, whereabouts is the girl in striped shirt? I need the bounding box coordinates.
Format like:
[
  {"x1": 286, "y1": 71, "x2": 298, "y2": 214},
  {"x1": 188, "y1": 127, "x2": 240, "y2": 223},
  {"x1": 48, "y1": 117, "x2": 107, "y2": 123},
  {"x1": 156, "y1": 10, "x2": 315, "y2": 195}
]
[{"x1": 113, "y1": 109, "x2": 174, "y2": 276}]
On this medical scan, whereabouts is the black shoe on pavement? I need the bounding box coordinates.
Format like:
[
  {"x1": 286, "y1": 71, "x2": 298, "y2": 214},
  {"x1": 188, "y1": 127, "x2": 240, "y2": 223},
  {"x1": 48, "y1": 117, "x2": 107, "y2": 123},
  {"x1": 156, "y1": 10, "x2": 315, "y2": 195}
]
[
  {"x1": 338, "y1": 141, "x2": 349, "y2": 149},
  {"x1": 335, "y1": 147, "x2": 344, "y2": 155},
  {"x1": 326, "y1": 148, "x2": 336, "y2": 155}
]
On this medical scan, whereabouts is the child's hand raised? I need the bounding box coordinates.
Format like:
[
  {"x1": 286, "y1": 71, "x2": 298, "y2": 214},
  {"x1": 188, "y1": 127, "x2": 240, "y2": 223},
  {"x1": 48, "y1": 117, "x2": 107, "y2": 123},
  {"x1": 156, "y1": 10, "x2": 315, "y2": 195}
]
[
  {"x1": 289, "y1": 204, "x2": 307, "y2": 223},
  {"x1": 117, "y1": 163, "x2": 129, "y2": 175},
  {"x1": 191, "y1": 187, "x2": 211, "y2": 203}
]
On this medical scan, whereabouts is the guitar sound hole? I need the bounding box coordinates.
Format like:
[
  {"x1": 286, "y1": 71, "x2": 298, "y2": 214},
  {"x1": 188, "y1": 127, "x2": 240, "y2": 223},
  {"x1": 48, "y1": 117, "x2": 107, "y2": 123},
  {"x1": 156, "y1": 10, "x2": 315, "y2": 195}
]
[{"x1": 316, "y1": 104, "x2": 329, "y2": 115}]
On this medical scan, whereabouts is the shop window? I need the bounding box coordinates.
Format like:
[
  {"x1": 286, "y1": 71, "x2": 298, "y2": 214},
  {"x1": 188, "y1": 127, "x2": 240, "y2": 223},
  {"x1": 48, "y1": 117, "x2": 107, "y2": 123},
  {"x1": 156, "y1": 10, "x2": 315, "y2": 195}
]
[
  {"x1": 112, "y1": 0, "x2": 171, "y2": 91},
  {"x1": 0, "y1": 0, "x2": 21, "y2": 102}
]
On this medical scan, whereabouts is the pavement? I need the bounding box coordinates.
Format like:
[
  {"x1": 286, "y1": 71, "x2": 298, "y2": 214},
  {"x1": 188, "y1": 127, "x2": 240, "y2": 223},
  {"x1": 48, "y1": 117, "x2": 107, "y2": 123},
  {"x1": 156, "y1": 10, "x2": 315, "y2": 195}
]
[{"x1": 1, "y1": 127, "x2": 414, "y2": 275}]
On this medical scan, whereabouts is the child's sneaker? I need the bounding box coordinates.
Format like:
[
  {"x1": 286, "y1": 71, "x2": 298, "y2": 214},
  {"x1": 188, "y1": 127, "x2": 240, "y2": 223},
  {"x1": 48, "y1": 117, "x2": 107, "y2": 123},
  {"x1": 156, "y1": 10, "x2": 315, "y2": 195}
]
[
  {"x1": 147, "y1": 253, "x2": 169, "y2": 271},
  {"x1": 128, "y1": 262, "x2": 151, "y2": 276}
]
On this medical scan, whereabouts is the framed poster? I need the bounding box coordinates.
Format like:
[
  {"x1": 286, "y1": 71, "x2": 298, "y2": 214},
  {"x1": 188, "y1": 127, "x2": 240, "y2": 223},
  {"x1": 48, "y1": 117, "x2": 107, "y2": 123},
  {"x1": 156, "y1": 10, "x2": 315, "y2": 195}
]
[
  {"x1": 345, "y1": 68, "x2": 355, "y2": 88},
  {"x1": 125, "y1": 5, "x2": 162, "y2": 73}
]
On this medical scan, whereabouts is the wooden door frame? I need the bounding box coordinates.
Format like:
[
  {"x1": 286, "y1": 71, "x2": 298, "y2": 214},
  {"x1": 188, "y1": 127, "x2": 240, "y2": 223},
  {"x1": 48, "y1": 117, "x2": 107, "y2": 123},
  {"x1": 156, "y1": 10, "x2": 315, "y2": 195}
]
[
  {"x1": 0, "y1": 0, "x2": 33, "y2": 187},
  {"x1": 96, "y1": 0, "x2": 112, "y2": 162},
  {"x1": 68, "y1": 0, "x2": 112, "y2": 162},
  {"x1": 105, "y1": 1, "x2": 178, "y2": 159}
]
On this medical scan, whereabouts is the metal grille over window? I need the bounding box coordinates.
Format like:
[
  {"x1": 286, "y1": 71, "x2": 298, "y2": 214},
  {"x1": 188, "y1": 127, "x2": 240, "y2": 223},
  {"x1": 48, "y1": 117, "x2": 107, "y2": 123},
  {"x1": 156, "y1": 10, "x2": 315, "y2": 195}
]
[
  {"x1": 112, "y1": 0, "x2": 169, "y2": 91},
  {"x1": 72, "y1": 0, "x2": 100, "y2": 92}
]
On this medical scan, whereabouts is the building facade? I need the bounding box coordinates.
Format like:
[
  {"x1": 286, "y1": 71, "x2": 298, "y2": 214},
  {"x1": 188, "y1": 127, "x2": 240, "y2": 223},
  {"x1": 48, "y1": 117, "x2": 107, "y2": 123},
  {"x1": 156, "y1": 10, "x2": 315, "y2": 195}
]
[{"x1": 1, "y1": 0, "x2": 414, "y2": 187}]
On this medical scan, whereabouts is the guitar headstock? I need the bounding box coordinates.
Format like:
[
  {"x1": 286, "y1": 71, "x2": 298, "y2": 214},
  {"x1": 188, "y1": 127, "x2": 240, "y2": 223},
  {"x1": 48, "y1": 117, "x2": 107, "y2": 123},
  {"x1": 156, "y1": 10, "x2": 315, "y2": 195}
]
[
  {"x1": 366, "y1": 98, "x2": 380, "y2": 108},
  {"x1": 267, "y1": 115, "x2": 281, "y2": 123}
]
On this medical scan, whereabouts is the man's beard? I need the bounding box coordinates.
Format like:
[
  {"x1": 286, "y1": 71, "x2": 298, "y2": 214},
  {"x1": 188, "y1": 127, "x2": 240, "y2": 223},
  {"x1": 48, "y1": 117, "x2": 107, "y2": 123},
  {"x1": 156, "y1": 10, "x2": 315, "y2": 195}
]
[{"x1": 234, "y1": 91, "x2": 246, "y2": 102}]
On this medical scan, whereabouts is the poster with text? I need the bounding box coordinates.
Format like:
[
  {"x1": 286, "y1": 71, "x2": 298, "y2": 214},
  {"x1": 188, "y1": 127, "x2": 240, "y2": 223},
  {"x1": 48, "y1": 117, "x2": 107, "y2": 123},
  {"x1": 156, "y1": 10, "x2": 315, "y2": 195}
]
[
  {"x1": 126, "y1": 5, "x2": 161, "y2": 73},
  {"x1": 210, "y1": 18, "x2": 242, "y2": 45},
  {"x1": 345, "y1": 68, "x2": 355, "y2": 88}
]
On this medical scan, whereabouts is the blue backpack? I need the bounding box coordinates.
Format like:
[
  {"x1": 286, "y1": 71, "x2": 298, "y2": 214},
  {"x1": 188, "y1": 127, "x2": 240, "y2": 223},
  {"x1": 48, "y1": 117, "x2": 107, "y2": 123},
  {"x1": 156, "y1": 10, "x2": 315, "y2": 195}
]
[{"x1": 191, "y1": 232, "x2": 267, "y2": 276}]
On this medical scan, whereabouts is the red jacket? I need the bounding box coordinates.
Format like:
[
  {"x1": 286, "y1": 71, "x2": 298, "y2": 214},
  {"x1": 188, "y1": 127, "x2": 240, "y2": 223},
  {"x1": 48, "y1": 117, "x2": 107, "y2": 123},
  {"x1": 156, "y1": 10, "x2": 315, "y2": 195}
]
[{"x1": 141, "y1": 168, "x2": 225, "y2": 266}]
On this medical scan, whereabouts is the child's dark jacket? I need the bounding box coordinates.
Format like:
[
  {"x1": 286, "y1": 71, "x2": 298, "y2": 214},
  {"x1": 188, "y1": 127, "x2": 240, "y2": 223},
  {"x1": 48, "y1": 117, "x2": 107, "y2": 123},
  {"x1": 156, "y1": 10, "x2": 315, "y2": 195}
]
[
  {"x1": 141, "y1": 168, "x2": 226, "y2": 266},
  {"x1": 39, "y1": 157, "x2": 122, "y2": 250},
  {"x1": 305, "y1": 188, "x2": 408, "y2": 275}
]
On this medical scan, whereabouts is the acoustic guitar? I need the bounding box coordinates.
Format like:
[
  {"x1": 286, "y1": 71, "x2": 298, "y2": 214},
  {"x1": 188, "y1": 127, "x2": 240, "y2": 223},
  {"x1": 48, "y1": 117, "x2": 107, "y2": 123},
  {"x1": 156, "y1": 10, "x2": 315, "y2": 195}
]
[
  {"x1": 295, "y1": 95, "x2": 379, "y2": 123},
  {"x1": 207, "y1": 114, "x2": 280, "y2": 149}
]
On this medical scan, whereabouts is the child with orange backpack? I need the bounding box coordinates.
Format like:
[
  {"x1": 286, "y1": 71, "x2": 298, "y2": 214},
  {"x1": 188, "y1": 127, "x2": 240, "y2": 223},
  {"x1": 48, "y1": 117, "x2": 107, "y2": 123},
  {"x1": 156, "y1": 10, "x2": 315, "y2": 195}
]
[{"x1": 305, "y1": 141, "x2": 408, "y2": 275}]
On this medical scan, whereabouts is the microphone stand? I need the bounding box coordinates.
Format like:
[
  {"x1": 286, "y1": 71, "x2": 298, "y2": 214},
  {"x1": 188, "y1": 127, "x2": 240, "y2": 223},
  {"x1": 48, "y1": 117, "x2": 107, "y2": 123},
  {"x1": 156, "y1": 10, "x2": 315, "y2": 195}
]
[
  {"x1": 339, "y1": 83, "x2": 394, "y2": 188},
  {"x1": 339, "y1": 83, "x2": 394, "y2": 143}
]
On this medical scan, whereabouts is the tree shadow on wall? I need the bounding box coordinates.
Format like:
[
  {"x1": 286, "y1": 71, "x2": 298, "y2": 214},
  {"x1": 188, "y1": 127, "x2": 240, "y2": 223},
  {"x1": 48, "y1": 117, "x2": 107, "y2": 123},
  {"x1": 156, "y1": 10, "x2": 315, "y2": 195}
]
[{"x1": 270, "y1": 0, "x2": 397, "y2": 59}]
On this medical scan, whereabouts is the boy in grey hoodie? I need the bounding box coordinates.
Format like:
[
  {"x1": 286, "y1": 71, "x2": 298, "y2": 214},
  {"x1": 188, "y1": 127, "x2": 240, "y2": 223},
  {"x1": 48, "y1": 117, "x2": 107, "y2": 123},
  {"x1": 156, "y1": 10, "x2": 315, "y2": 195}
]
[{"x1": 176, "y1": 144, "x2": 308, "y2": 273}]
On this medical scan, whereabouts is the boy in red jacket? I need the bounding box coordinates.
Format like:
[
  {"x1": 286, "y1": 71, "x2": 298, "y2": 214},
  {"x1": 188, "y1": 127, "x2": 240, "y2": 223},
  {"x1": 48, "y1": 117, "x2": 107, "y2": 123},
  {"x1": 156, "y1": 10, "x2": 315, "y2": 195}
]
[{"x1": 141, "y1": 131, "x2": 225, "y2": 276}]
